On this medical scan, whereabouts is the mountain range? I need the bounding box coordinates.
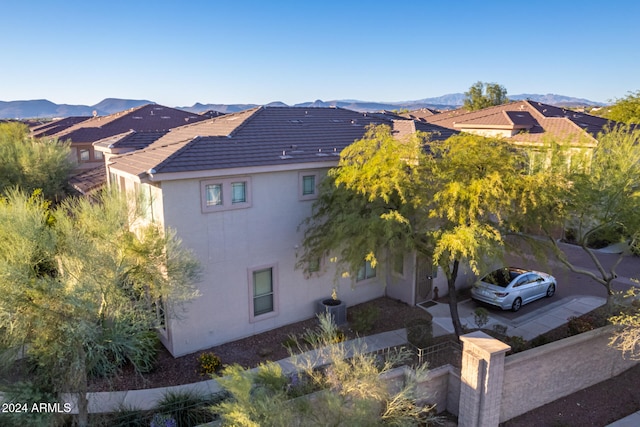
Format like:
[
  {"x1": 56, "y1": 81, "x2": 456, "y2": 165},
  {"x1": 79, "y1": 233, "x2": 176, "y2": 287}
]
[{"x1": 0, "y1": 94, "x2": 606, "y2": 119}]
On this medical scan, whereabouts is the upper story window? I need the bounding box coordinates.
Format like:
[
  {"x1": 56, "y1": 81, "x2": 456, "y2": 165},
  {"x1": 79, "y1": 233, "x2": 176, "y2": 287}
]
[
  {"x1": 231, "y1": 182, "x2": 247, "y2": 204},
  {"x1": 79, "y1": 149, "x2": 90, "y2": 161},
  {"x1": 201, "y1": 177, "x2": 252, "y2": 213},
  {"x1": 299, "y1": 171, "x2": 322, "y2": 200}
]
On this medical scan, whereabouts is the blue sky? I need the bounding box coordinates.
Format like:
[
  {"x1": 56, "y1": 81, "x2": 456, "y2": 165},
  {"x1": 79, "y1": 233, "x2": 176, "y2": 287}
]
[{"x1": 2, "y1": 1, "x2": 638, "y2": 107}]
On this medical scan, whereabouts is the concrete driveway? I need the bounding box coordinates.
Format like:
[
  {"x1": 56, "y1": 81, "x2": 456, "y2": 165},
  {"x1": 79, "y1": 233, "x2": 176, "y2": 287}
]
[{"x1": 425, "y1": 240, "x2": 639, "y2": 340}]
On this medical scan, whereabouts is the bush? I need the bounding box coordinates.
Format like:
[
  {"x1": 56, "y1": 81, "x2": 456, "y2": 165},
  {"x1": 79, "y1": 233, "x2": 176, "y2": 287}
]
[
  {"x1": 198, "y1": 352, "x2": 222, "y2": 376},
  {"x1": 506, "y1": 335, "x2": 528, "y2": 353},
  {"x1": 406, "y1": 318, "x2": 434, "y2": 348},
  {"x1": 492, "y1": 324, "x2": 508, "y2": 336},
  {"x1": 155, "y1": 390, "x2": 217, "y2": 427},
  {"x1": 567, "y1": 315, "x2": 598, "y2": 336},
  {"x1": 473, "y1": 307, "x2": 489, "y2": 329},
  {"x1": 350, "y1": 305, "x2": 380, "y2": 334}
]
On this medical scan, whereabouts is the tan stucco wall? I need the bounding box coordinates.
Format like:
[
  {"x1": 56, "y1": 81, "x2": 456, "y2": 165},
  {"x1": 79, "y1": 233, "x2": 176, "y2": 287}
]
[
  {"x1": 159, "y1": 169, "x2": 387, "y2": 356},
  {"x1": 500, "y1": 326, "x2": 639, "y2": 422}
]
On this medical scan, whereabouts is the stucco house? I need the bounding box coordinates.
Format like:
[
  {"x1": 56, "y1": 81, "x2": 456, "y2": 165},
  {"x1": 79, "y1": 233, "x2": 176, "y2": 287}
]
[
  {"x1": 106, "y1": 106, "x2": 457, "y2": 356},
  {"x1": 411, "y1": 100, "x2": 618, "y2": 170}
]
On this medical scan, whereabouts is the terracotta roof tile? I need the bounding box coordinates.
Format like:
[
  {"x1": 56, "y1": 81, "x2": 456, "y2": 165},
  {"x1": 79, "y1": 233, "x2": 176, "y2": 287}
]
[{"x1": 418, "y1": 100, "x2": 612, "y2": 146}]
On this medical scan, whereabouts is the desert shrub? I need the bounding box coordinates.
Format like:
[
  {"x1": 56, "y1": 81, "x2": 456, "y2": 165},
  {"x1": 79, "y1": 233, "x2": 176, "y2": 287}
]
[
  {"x1": 155, "y1": 390, "x2": 216, "y2": 427},
  {"x1": 281, "y1": 335, "x2": 298, "y2": 350},
  {"x1": 298, "y1": 313, "x2": 346, "y2": 348},
  {"x1": 506, "y1": 335, "x2": 528, "y2": 353},
  {"x1": 406, "y1": 318, "x2": 434, "y2": 348},
  {"x1": 213, "y1": 314, "x2": 441, "y2": 426},
  {"x1": 567, "y1": 315, "x2": 598, "y2": 336},
  {"x1": 530, "y1": 335, "x2": 551, "y2": 348},
  {"x1": 351, "y1": 305, "x2": 380, "y2": 334},
  {"x1": 0, "y1": 381, "x2": 59, "y2": 427},
  {"x1": 473, "y1": 307, "x2": 489, "y2": 329},
  {"x1": 492, "y1": 324, "x2": 508, "y2": 336},
  {"x1": 95, "y1": 405, "x2": 151, "y2": 427},
  {"x1": 198, "y1": 351, "x2": 222, "y2": 376}
]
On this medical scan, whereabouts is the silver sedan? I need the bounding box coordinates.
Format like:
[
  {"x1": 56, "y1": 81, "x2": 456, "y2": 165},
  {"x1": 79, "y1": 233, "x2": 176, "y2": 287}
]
[{"x1": 471, "y1": 267, "x2": 557, "y2": 312}]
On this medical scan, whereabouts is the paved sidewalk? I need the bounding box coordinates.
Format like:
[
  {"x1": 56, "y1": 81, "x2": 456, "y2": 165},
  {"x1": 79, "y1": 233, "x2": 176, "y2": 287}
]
[{"x1": 607, "y1": 410, "x2": 640, "y2": 427}]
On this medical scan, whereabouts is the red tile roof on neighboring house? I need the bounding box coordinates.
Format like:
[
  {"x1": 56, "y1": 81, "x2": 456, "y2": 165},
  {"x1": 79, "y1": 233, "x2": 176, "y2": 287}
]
[
  {"x1": 31, "y1": 116, "x2": 93, "y2": 138},
  {"x1": 108, "y1": 106, "x2": 458, "y2": 179},
  {"x1": 417, "y1": 100, "x2": 614, "y2": 146},
  {"x1": 68, "y1": 166, "x2": 106, "y2": 195},
  {"x1": 44, "y1": 104, "x2": 210, "y2": 144}
]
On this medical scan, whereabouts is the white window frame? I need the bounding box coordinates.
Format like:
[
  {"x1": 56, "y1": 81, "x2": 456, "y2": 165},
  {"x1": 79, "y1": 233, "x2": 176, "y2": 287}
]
[
  {"x1": 248, "y1": 263, "x2": 279, "y2": 322},
  {"x1": 200, "y1": 177, "x2": 252, "y2": 213},
  {"x1": 298, "y1": 171, "x2": 321, "y2": 200}
]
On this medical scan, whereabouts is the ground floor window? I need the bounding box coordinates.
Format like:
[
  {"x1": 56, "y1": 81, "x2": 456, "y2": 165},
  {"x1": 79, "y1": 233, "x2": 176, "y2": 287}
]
[
  {"x1": 249, "y1": 264, "x2": 279, "y2": 321},
  {"x1": 357, "y1": 260, "x2": 376, "y2": 281}
]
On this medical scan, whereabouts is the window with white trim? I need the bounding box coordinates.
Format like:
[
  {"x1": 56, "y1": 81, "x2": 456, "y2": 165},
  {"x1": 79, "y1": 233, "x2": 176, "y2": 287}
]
[{"x1": 201, "y1": 177, "x2": 251, "y2": 212}]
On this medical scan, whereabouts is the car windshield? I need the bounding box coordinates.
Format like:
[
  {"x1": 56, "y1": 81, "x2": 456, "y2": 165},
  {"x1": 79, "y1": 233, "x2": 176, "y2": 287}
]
[{"x1": 482, "y1": 269, "x2": 520, "y2": 288}]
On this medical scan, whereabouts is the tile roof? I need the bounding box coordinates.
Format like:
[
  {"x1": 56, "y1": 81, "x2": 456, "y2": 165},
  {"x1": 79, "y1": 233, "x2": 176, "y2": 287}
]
[
  {"x1": 417, "y1": 100, "x2": 614, "y2": 146},
  {"x1": 93, "y1": 130, "x2": 170, "y2": 151},
  {"x1": 109, "y1": 106, "x2": 458, "y2": 179},
  {"x1": 30, "y1": 116, "x2": 93, "y2": 137},
  {"x1": 44, "y1": 104, "x2": 210, "y2": 144},
  {"x1": 68, "y1": 166, "x2": 106, "y2": 195}
]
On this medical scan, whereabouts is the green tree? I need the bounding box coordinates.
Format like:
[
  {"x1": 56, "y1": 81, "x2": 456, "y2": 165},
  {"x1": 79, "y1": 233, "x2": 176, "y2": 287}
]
[
  {"x1": 213, "y1": 313, "x2": 439, "y2": 426},
  {"x1": 515, "y1": 125, "x2": 640, "y2": 309},
  {"x1": 463, "y1": 81, "x2": 509, "y2": 111},
  {"x1": 609, "y1": 287, "x2": 640, "y2": 360},
  {"x1": 298, "y1": 125, "x2": 528, "y2": 337},
  {"x1": 0, "y1": 189, "x2": 201, "y2": 427},
  {"x1": 0, "y1": 122, "x2": 72, "y2": 202},
  {"x1": 602, "y1": 90, "x2": 640, "y2": 124}
]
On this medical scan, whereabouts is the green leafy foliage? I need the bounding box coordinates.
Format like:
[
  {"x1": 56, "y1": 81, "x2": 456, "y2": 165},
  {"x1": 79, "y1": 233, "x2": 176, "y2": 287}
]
[
  {"x1": 463, "y1": 81, "x2": 509, "y2": 111},
  {"x1": 198, "y1": 351, "x2": 223, "y2": 376},
  {"x1": 0, "y1": 189, "x2": 201, "y2": 426},
  {"x1": 213, "y1": 313, "x2": 440, "y2": 426},
  {"x1": 0, "y1": 122, "x2": 72, "y2": 202},
  {"x1": 601, "y1": 90, "x2": 640, "y2": 124},
  {"x1": 351, "y1": 305, "x2": 380, "y2": 334},
  {"x1": 155, "y1": 390, "x2": 217, "y2": 427}
]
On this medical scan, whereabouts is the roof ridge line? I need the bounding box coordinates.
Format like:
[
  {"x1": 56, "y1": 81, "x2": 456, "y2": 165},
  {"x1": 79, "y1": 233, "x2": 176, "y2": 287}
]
[{"x1": 226, "y1": 106, "x2": 264, "y2": 138}]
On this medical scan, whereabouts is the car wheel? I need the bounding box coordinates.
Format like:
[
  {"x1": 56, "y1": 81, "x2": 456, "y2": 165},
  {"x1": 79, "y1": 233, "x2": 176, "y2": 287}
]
[
  {"x1": 546, "y1": 284, "x2": 556, "y2": 297},
  {"x1": 511, "y1": 298, "x2": 522, "y2": 312}
]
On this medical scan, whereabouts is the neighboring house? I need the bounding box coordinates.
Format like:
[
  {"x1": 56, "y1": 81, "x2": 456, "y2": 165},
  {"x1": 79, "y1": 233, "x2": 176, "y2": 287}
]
[
  {"x1": 414, "y1": 100, "x2": 617, "y2": 170},
  {"x1": 106, "y1": 106, "x2": 457, "y2": 357},
  {"x1": 31, "y1": 104, "x2": 218, "y2": 195}
]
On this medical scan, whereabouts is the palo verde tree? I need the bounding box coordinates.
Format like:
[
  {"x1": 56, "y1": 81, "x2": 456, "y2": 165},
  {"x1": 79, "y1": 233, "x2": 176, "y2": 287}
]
[
  {"x1": 0, "y1": 122, "x2": 72, "y2": 202},
  {"x1": 298, "y1": 125, "x2": 529, "y2": 337},
  {"x1": 515, "y1": 125, "x2": 640, "y2": 309},
  {"x1": 0, "y1": 189, "x2": 201, "y2": 427},
  {"x1": 463, "y1": 81, "x2": 509, "y2": 111},
  {"x1": 602, "y1": 90, "x2": 640, "y2": 124}
]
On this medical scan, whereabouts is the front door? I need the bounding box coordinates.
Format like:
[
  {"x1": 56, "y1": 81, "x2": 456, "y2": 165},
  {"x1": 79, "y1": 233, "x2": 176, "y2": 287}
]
[{"x1": 415, "y1": 256, "x2": 434, "y2": 304}]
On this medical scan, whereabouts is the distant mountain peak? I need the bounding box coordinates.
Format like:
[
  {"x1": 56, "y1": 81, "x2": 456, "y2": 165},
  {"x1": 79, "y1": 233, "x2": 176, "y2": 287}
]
[{"x1": 0, "y1": 93, "x2": 606, "y2": 119}]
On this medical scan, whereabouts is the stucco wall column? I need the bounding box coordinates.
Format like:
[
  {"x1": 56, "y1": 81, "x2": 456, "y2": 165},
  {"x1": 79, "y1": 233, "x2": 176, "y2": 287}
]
[{"x1": 458, "y1": 331, "x2": 511, "y2": 427}]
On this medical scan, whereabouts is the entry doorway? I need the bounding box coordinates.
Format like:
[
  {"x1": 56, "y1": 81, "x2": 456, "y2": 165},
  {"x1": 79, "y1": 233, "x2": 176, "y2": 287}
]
[{"x1": 415, "y1": 256, "x2": 435, "y2": 304}]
